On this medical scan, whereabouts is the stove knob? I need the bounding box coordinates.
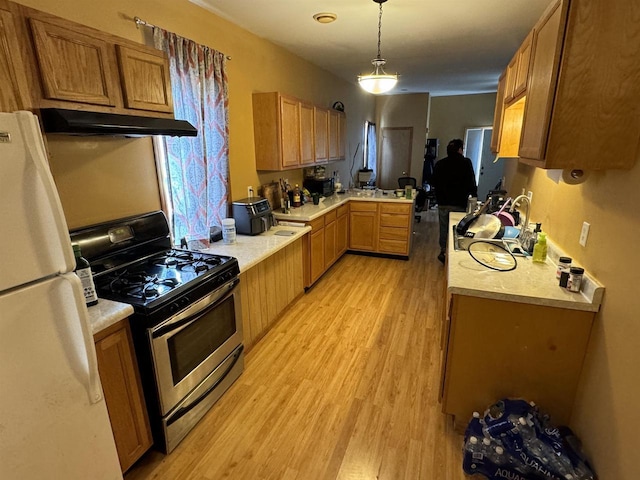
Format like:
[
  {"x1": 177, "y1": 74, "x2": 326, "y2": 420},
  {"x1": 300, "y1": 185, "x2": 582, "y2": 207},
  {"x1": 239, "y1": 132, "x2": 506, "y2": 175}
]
[
  {"x1": 179, "y1": 297, "x2": 190, "y2": 307},
  {"x1": 168, "y1": 302, "x2": 180, "y2": 314}
]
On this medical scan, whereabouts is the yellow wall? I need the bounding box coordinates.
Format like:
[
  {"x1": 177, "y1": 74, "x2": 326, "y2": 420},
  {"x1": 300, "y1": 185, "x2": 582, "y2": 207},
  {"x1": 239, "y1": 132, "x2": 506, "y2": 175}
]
[
  {"x1": 502, "y1": 155, "x2": 640, "y2": 477},
  {"x1": 16, "y1": 0, "x2": 374, "y2": 227}
]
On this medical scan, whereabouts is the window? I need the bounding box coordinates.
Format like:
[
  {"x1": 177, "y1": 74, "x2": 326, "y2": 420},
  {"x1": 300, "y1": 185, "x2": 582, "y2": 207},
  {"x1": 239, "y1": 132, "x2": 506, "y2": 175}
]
[
  {"x1": 362, "y1": 121, "x2": 377, "y2": 185},
  {"x1": 153, "y1": 28, "x2": 230, "y2": 246}
]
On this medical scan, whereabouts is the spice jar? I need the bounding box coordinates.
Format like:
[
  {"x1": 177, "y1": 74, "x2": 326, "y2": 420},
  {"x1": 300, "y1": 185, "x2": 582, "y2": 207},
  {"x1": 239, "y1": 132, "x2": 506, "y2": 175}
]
[
  {"x1": 567, "y1": 267, "x2": 584, "y2": 293},
  {"x1": 556, "y1": 256, "x2": 572, "y2": 279}
]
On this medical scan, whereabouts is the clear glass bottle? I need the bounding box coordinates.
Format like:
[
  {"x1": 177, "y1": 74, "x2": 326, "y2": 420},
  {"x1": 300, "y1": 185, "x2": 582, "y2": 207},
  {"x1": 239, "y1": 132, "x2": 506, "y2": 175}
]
[{"x1": 73, "y1": 244, "x2": 98, "y2": 307}]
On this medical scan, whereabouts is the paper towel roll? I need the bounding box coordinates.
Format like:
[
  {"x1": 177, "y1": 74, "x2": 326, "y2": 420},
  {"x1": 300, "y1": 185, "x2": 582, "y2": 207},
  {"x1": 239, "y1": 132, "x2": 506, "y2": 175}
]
[{"x1": 562, "y1": 169, "x2": 590, "y2": 185}]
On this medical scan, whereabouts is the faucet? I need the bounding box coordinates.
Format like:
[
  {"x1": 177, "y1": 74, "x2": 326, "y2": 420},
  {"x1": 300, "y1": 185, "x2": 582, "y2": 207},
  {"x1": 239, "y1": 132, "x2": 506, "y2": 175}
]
[{"x1": 509, "y1": 194, "x2": 531, "y2": 231}]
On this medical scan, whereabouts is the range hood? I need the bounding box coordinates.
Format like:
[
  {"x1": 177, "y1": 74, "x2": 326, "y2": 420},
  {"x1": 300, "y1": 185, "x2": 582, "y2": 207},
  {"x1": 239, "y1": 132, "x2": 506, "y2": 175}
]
[{"x1": 39, "y1": 108, "x2": 198, "y2": 137}]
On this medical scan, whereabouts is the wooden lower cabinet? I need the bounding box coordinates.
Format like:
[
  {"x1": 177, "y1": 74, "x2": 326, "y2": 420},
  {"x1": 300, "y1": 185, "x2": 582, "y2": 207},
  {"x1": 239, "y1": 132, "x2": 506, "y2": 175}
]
[
  {"x1": 440, "y1": 294, "x2": 595, "y2": 430},
  {"x1": 348, "y1": 201, "x2": 378, "y2": 252},
  {"x1": 94, "y1": 319, "x2": 152, "y2": 473},
  {"x1": 303, "y1": 205, "x2": 349, "y2": 288},
  {"x1": 335, "y1": 204, "x2": 349, "y2": 257},
  {"x1": 239, "y1": 238, "x2": 304, "y2": 350},
  {"x1": 349, "y1": 201, "x2": 413, "y2": 256}
]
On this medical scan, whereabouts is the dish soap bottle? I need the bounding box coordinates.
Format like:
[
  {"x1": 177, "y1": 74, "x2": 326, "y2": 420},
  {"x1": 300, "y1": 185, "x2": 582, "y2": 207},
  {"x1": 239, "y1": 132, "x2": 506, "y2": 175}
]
[
  {"x1": 532, "y1": 232, "x2": 548, "y2": 263},
  {"x1": 73, "y1": 244, "x2": 99, "y2": 306}
]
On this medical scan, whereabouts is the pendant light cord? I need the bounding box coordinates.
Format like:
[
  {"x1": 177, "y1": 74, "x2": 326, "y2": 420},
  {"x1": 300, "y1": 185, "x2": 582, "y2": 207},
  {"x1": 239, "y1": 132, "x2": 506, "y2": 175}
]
[{"x1": 376, "y1": 2, "x2": 383, "y2": 60}]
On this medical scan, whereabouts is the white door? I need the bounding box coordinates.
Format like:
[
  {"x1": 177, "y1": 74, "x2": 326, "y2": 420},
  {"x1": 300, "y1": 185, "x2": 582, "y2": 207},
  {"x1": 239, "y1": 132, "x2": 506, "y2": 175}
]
[
  {"x1": 0, "y1": 273, "x2": 122, "y2": 479},
  {"x1": 464, "y1": 127, "x2": 503, "y2": 201},
  {"x1": 0, "y1": 112, "x2": 75, "y2": 291}
]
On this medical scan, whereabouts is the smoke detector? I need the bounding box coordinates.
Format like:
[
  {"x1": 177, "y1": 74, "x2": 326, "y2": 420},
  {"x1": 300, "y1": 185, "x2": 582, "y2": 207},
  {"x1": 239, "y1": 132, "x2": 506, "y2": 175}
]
[{"x1": 313, "y1": 12, "x2": 337, "y2": 24}]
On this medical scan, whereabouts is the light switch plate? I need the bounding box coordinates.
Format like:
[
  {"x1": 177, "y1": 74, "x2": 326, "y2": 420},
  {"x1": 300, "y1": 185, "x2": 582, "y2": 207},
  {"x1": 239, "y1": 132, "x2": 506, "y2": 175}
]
[{"x1": 579, "y1": 222, "x2": 590, "y2": 246}]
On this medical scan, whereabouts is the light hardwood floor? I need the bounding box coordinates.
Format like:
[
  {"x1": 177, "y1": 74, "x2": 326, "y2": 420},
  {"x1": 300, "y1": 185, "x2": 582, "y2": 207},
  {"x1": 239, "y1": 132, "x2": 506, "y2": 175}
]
[{"x1": 125, "y1": 209, "x2": 470, "y2": 480}]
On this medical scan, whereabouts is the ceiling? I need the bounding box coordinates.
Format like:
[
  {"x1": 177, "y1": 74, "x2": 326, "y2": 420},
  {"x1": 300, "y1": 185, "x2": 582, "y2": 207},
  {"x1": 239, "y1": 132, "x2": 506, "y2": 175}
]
[{"x1": 191, "y1": 0, "x2": 552, "y2": 96}]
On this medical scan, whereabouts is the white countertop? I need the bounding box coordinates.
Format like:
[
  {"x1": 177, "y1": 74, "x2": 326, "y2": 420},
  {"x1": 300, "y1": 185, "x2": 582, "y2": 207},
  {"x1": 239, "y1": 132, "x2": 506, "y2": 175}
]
[
  {"x1": 273, "y1": 190, "x2": 415, "y2": 222},
  {"x1": 202, "y1": 224, "x2": 311, "y2": 273},
  {"x1": 89, "y1": 225, "x2": 310, "y2": 334},
  {"x1": 87, "y1": 298, "x2": 134, "y2": 335},
  {"x1": 446, "y1": 213, "x2": 604, "y2": 312}
]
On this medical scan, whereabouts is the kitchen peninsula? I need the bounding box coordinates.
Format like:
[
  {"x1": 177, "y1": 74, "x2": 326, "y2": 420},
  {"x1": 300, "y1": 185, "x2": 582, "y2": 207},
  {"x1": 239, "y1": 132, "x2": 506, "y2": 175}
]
[
  {"x1": 440, "y1": 213, "x2": 604, "y2": 431},
  {"x1": 273, "y1": 191, "x2": 416, "y2": 287}
]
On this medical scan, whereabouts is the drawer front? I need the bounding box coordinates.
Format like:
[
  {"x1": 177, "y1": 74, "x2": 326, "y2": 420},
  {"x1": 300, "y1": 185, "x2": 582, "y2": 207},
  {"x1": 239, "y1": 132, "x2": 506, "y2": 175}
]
[
  {"x1": 350, "y1": 201, "x2": 378, "y2": 212},
  {"x1": 380, "y1": 203, "x2": 411, "y2": 215},
  {"x1": 307, "y1": 216, "x2": 324, "y2": 231},
  {"x1": 378, "y1": 238, "x2": 408, "y2": 255},
  {"x1": 337, "y1": 204, "x2": 349, "y2": 217},
  {"x1": 380, "y1": 213, "x2": 410, "y2": 228},
  {"x1": 324, "y1": 209, "x2": 337, "y2": 224},
  {"x1": 379, "y1": 226, "x2": 408, "y2": 241}
]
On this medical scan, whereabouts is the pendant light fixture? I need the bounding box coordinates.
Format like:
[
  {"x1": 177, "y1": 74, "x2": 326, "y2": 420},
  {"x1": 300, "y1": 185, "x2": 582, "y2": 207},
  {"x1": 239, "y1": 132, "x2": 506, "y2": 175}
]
[{"x1": 358, "y1": 0, "x2": 398, "y2": 94}]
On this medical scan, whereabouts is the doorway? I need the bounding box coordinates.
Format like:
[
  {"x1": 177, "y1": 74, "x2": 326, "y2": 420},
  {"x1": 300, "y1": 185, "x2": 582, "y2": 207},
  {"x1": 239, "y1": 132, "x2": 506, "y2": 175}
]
[
  {"x1": 379, "y1": 127, "x2": 413, "y2": 190},
  {"x1": 464, "y1": 127, "x2": 502, "y2": 201}
]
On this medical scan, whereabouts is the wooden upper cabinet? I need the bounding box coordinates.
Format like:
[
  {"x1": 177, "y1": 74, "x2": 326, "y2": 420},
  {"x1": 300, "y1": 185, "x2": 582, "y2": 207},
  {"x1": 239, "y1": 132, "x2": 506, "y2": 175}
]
[
  {"x1": 518, "y1": 0, "x2": 640, "y2": 169},
  {"x1": 513, "y1": 31, "x2": 533, "y2": 98},
  {"x1": 29, "y1": 18, "x2": 119, "y2": 106},
  {"x1": 328, "y1": 109, "x2": 345, "y2": 161},
  {"x1": 504, "y1": 54, "x2": 518, "y2": 104},
  {"x1": 490, "y1": 71, "x2": 506, "y2": 154},
  {"x1": 314, "y1": 107, "x2": 329, "y2": 163},
  {"x1": 338, "y1": 111, "x2": 346, "y2": 159},
  {"x1": 280, "y1": 95, "x2": 301, "y2": 169},
  {"x1": 518, "y1": 0, "x2": 565, "y2": 162},
  {"x1": 299, "y1": 101, "x2": 315, "y2": 165},
  {"x1": 253, "y1": 92, "x2": 347, "y2": 171},
  {"x1": 7, "y1": 3, "x2": 175, "y2": 117},
  {"x1": 116, "y1": 45, "x2": 173, "y2": 113},
  {"x1": 0, "y1": 7, "x2": 29, "y2": 111}
]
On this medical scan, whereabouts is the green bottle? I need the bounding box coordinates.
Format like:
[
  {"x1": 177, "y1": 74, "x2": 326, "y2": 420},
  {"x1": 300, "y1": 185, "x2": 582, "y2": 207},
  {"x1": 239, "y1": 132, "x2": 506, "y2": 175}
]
[{"x1": 532, "y1": 232, "x2": 548, "y2": 263}]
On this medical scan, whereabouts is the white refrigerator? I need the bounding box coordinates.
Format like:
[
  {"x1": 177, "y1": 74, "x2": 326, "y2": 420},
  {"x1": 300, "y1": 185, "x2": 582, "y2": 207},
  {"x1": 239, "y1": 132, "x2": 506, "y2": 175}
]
[{"x1": 0, "y1": 112, "x2": 123, "y2": 479}]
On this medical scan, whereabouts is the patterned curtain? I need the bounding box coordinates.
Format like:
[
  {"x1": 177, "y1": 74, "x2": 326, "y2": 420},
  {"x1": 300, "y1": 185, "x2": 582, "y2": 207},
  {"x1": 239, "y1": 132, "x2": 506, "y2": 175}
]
[{"x1": 153, "y1": 27, "x2": 229, "y2": 244}]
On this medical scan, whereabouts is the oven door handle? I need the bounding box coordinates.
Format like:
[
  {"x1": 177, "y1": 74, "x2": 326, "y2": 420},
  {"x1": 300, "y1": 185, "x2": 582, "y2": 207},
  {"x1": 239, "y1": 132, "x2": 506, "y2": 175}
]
[
  {"x1": 166, "y1": 344, "x2": 244, "y2": 427},
  {"x1": 151, "y1": 278, "x2": 239, "y2": 339}
]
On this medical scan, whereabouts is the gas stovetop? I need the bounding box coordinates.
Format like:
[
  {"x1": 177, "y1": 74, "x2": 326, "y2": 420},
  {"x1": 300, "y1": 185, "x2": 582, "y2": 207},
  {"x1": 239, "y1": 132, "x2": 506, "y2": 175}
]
[
  {"x1": 70, "y1": 212, "x2": 240, "y2": 319},
  {"x1": 93, "y1": 248, "x2": 237, "y2": 309}
]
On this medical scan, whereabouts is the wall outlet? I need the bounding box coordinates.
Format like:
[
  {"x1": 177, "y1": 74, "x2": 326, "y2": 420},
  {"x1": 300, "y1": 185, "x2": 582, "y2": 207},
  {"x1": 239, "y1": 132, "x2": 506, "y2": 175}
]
[
  {"x1": 527, "y1": 190, "x2": 533, "y2": 201},
  {"x1": 579, "y1": 222, "x2": 590, "y2": 246}
]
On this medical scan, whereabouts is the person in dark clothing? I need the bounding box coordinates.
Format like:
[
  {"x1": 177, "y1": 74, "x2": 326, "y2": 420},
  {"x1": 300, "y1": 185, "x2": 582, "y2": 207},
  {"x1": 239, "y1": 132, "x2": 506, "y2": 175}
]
[{"x1": 431, "y1": 138, "x2": 478, "y2": 263}]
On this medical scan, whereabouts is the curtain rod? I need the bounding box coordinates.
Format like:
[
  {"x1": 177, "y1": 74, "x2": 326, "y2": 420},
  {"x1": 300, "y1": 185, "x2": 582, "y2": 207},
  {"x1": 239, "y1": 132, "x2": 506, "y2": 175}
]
[{"x1": 134, "y1": 16, "x2": 232, "y2": 60}]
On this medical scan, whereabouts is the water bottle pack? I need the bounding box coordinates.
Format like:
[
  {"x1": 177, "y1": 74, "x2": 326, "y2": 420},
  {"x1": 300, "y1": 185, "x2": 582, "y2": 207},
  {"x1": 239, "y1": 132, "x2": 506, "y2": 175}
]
[{"x1": 462, "y1": 398, "x2": 595, "y2": 480}]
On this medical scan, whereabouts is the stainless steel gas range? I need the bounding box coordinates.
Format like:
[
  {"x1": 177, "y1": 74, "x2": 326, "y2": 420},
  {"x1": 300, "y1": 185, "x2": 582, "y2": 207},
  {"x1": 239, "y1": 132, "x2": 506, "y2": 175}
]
[{"x1": 71, "y1": 211, "x2": 243, "y2": 453}]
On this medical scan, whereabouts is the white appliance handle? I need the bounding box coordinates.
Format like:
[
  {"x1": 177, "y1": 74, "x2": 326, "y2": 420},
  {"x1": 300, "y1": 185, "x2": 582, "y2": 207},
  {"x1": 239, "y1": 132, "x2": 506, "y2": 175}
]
[
  {"x1": 17, "y1": 111, "x2": 76, "y2": 272},
  {"x1": 63, "y1": 274, "x2": 103, "y2": 404}
]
